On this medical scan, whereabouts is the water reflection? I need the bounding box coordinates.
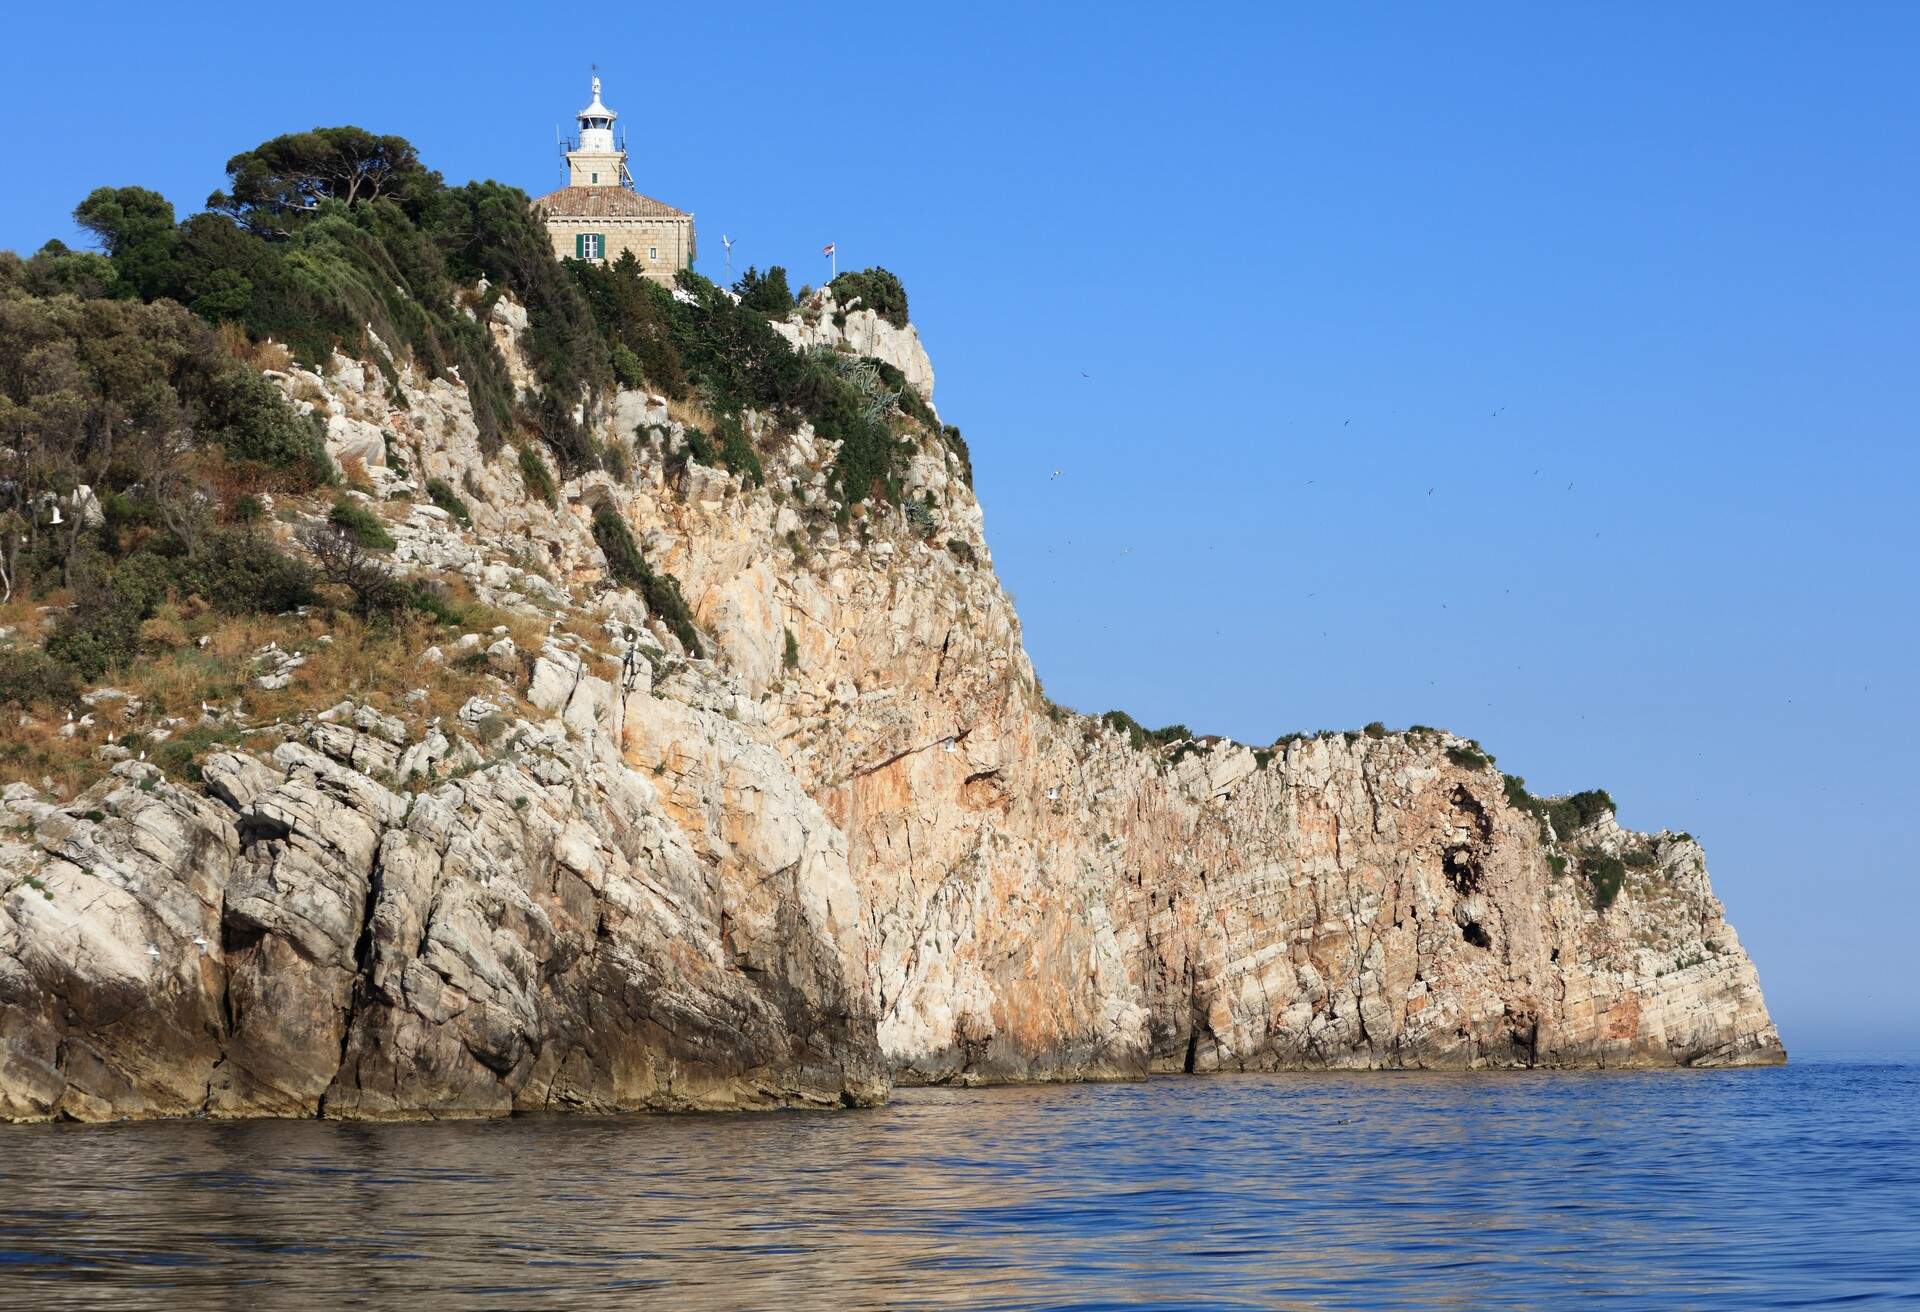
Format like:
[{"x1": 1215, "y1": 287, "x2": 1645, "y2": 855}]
[{"x1": 1, "y1": 1066, "x2": 1915, "y2": 1309}]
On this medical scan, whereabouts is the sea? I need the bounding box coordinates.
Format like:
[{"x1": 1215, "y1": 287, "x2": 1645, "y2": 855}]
[{"x1": 1, "y1": 1058, "x2": 1914, "y2": 1310}]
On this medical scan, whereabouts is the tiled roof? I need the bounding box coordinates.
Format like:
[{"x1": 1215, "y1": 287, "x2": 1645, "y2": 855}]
[{"x1": 533, "y1": 186, "x2": 691, "y2": 219}]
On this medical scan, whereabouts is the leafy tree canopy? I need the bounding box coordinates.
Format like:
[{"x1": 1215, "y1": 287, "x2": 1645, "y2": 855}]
[
  {"x1": 734, "y1": 264, "x2": 793, "y2": 316},
  {"x1": 208, "y1": 127, "x2": 434, "y2": 234}
]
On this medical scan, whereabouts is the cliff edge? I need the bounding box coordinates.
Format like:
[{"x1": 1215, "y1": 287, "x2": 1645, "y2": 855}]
[{"x1": 0, "y1": 289, "x2": 1781, "y2": 1122}]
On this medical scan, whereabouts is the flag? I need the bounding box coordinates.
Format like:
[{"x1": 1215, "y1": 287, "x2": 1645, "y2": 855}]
[{"x1": 822, "y1": 242, "x2": 836, "y2": 256}]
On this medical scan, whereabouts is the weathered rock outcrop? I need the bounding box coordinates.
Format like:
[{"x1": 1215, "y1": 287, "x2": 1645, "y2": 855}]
[{"x1": 0, "y1": 299, "x2": 1780, "y2": 1121}]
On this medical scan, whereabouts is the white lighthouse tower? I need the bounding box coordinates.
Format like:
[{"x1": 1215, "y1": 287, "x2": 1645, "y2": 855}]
[
  {"x1": 536, "y1": 72, "x2": 695, "y2": 279},
  {"x1": 565, "y1": 75, "x2": 631, "y2": 189}
]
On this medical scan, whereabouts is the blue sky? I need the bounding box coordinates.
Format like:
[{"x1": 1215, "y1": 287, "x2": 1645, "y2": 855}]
[{"x1": 5, "y1": 3, "x2": 1916, "y2": 1054}]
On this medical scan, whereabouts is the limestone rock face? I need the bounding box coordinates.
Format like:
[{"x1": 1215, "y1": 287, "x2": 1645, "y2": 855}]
[
  {"x1": 771, "y1": 292, "x2": 935, "y2": 402},
  {"x1": 0, "y1": 299, "x2": 1780, "y2": 1122}
]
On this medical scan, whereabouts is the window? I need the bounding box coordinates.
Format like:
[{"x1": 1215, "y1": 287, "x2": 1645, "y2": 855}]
[
  {"x1": 590, "y1": 172, "x2": 599, "y2": 184},
  {"x1": 648, "y1": 246, "x2": 659, "y2": 261},
  {"x1": 577, "y1": 233, "x2": 605, "y2": 260}
]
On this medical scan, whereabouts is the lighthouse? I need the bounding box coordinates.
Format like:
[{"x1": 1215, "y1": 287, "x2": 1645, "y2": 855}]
[
  {"x1": 535, "y1": 74, "x2": 696, "y2": 281},
  {"x1": 564, "y1": 76, "x2": 630, "y2": 189}
]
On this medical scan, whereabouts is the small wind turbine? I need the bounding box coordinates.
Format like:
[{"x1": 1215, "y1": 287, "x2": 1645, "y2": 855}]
[{"x1": 721, "y1": 234, "x2": 736, "y2": 284}]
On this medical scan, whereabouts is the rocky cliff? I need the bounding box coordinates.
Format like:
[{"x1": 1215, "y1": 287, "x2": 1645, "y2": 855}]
[{"x1": 0, "y1": 293, "x2": 1781, "y2": 1122}]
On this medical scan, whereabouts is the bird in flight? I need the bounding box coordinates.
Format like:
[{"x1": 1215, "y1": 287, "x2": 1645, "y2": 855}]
[{"x1": 1051, "y1": 469, "x2": 1062, "y2": 480}]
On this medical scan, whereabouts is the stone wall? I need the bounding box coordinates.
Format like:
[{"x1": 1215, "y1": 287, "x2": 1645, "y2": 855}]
[{"x1": 544, "y1": 216, "x2": 694, "y2": 282}]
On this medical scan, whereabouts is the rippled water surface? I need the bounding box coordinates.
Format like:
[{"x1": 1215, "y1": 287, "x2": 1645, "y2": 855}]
[{"x1": 2, "y1": 1061, "x2": 1916, "y2": 1309}]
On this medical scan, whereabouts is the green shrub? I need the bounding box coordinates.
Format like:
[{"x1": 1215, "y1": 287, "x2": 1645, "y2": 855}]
[
  {"x1": 424, "y1": 477, "x2": 472, "y2": 526},
  {"x1": 1503, "y1": 775, "x2": 1617, "y2": 841},
  {"x1": 1363, "y1": 721, "x2": 1387, "y2": 739},
  {"x1": 1447, "y1": 745, "x2": 1490, "y2": 771},
  {"x1": 610, "y1": 340, "x2": 646, "y2": 389},
  {"x1": 517, "y1": 445, "x2": 557, "y2": 507},
  {"x1": 941, "y1": 424, "x2": 974, "y2": 488},
  {"x1": 180, "y1": 530, "x2": 317, "y2": 614},
  {"x1": 659, "y1": 270, "x2": 910, "y2": 508},
  {"x1": 783, "y1": 626, "x2": 799, "y2": 671},
  {"x1": 329, "y1": 498, "x2": 396, "y2": 550},
  {"x1": 74, "y1": 132, "x2": 605, "y2": 462},
  {"x1": 676, "y1": 426, "x2": 718, "y2": 471},
  {"x1": 828, "y1": 267, "x2": 909, "y2": 327},
  {"x1": 714, "y1": 412, "x2": 764, "y2": 485},
  {"x1": 1583, "y1": 852, "x2": 1628, "y2": 910},
  {"x1": 735, "y1": 265, "x2": 794, "y2": 316},
  {"x1": 408, "y1": 580, "x2": 467, "y2": 627},
  {"x1": 143, "y1": 721, "x2": 249, "y2": 784},
  {"x1": 1101, "y1": 709, "x2": 1148, "y2": 751},
  {"x1": 946, "y1": 537, "x2": 976, "y2": 565},
  {"x1": 569, "y1": 252, "x2": 688, "y2": 398},
  {"x1": 1552, "y1": 790, "x2": 1617, "y2": 834},
  {"x1": 591, "y1": 507, "x2": 702, "y2": 657},
  {"x1": 600, "y1": 438, "x2": 631, "y2": 482},
  {"x1": 43, "y1": 549, "x2": 181, "y2": 678},
  {"x1": 0, "y1": 648, "x2": 82, "y2": 708},
  {"x1": 592, "y1": 506, "x2": 648, "y2": 589},
  {"x1": 191, "y1": 366, "x2": 334, "y2": 486}
]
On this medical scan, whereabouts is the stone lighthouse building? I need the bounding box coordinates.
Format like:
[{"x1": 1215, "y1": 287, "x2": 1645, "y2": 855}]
[{"x1": 534, "y1": 76, "x2": 695, "y2": 282}]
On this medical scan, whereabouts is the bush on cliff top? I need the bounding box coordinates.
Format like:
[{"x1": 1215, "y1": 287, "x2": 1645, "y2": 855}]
[
  {"x1": 828, "y1": 267, "x2": 909, "y2": 328},
  {"x1": 1581, "y1": 850, "x2": 1628, "y2": 911},
  {"x1": 68, "y1": 131, "x2": 606, "y2": 463},
  {"x1": 1503, "y1": 773, "x2": 1616, "y2": 841}
]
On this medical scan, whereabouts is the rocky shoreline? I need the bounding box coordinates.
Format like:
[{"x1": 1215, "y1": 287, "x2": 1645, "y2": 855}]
[{"x1": 1, "y1": 293, "x2": 1781, "y2": 1123}]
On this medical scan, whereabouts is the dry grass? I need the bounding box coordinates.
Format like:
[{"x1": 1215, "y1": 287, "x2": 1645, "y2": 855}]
[
  {"x1": 664, "y1": 396, "x2": 718, "y2": 436},
  {"x1": 0, "y1": 576, "x2": 551, "y2": 799},
  {"x1": 215, "y1": 323, "x2": 294, "y2": 374},
  {"x1": 0, "y1": 593, "x2": 62, "y2": 644}
]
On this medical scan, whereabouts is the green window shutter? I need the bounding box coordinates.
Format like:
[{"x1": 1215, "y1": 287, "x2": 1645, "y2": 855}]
[
  {"x1": 575, "y1": 233, "x2": 585, "y2": 260},
  {"x1": 596, "y1": 233, "x2": 607, "y2": 259}
]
